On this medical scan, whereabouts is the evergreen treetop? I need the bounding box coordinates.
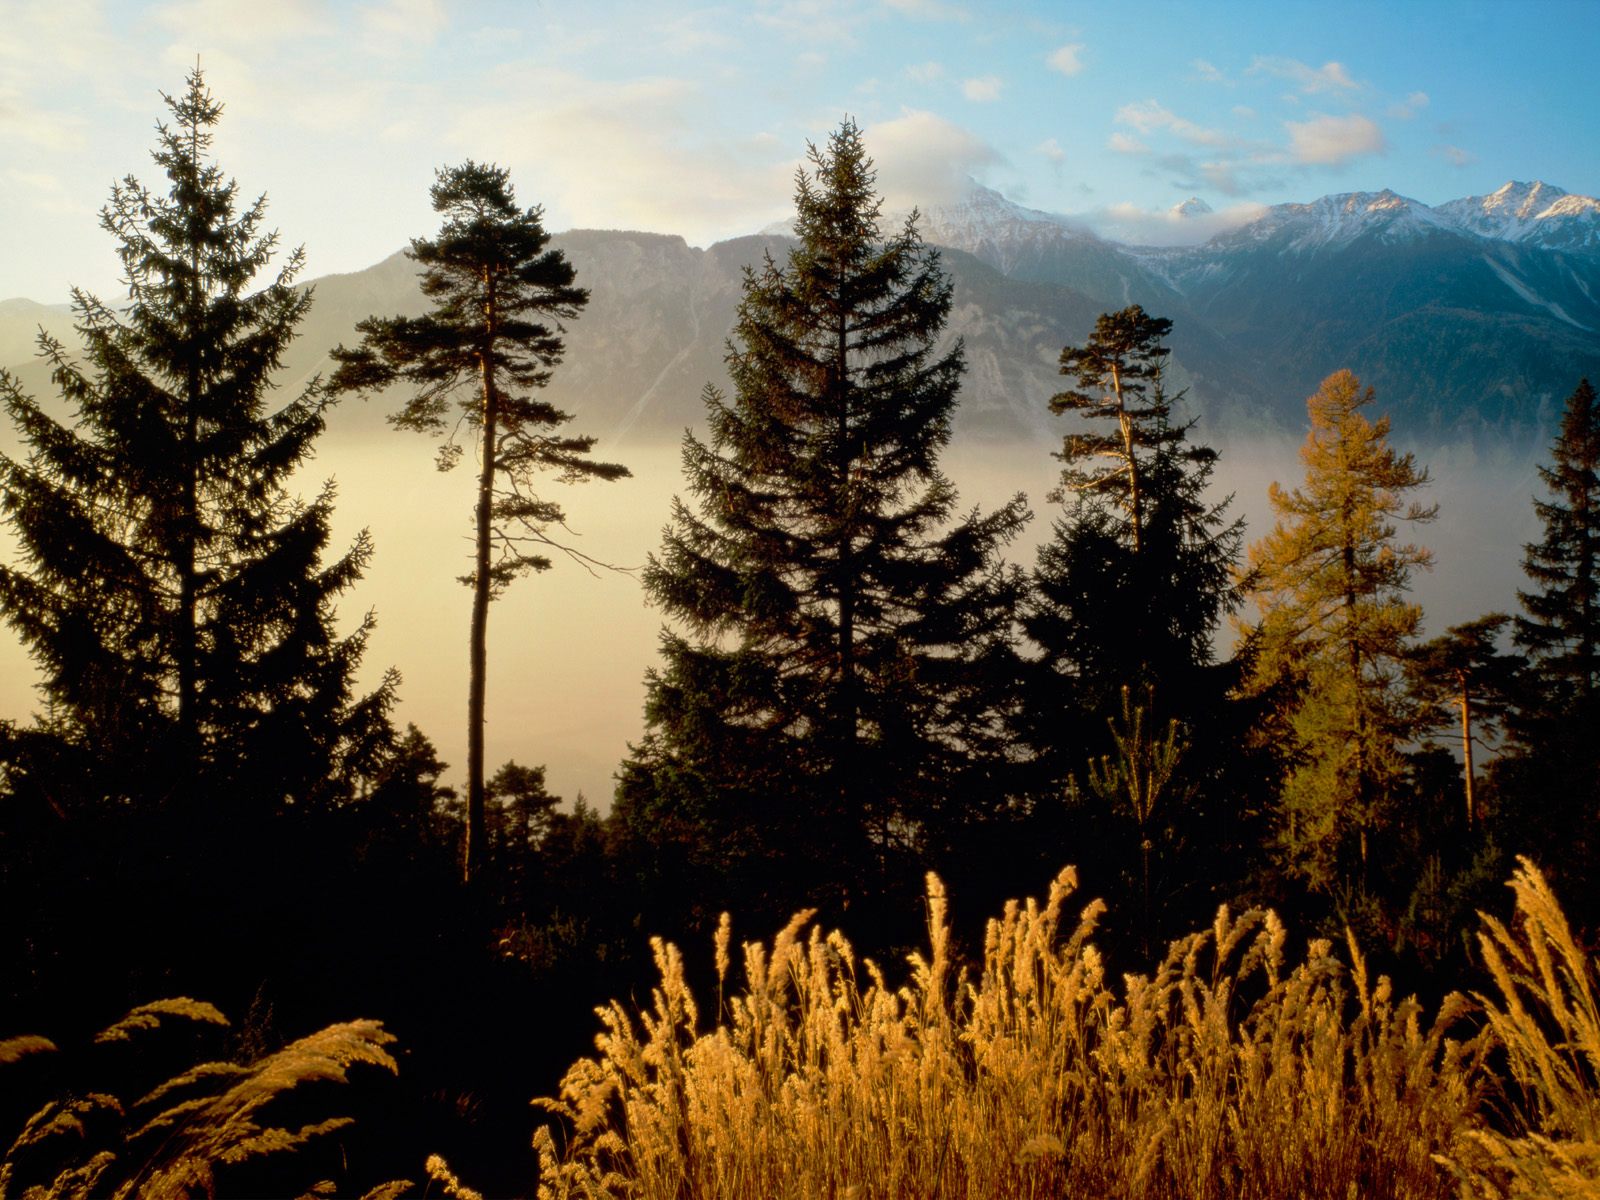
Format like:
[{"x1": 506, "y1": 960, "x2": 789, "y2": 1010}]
[
  {"x1": 1032, "y1": 306, "x2": 1242, "y2": 704},
  {"x1": 0, "y1": 69, "x2": 393, "y2": 813},
  {"x1": 1516, "y1": 377, "x2": 1600, "y2": 702},
  {"x1": 617, "y1": 120, "x2": 1028, "y2": 933}
]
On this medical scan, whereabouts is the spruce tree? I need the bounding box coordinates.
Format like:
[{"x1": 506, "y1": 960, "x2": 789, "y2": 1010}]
[
  {"x1": 332, "y1": 162, "x2": 628, "y2": 883},
  {"x1": 1241, "y1": 369, "x2": 1435, "y2": 895},
  {"x1": 0, "y1": 70, "x2": 392, "y2": 814},
  {"x1": 1516, "y1": 378, "x2": 1600, "y2": 702},
  {"x1": 614, "y1": 121, "x2": 1028, "y2": 934},
  {"x1": 1488, "y1": 378, "x2": 1600, "y2": 921}
]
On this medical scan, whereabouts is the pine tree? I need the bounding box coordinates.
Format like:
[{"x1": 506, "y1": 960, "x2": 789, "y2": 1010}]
[
  {"x1": 1487, "y1": 379, "x2": 1600, "y2": 922},
  {"x1": 614, "y1": 121, "x2": 1029, "y2": 934},
  {"x1": 1407, "y1": 614, "x2": 1521, "y2": 827},
  {"x1": 1022, "y1": 307, "x2": 1250, "y2": 952},
  {"x1": 331, "y1": 162, "x2": 628, "y2": 883},
  {"x1": 0, "y1": 70, "x2": 392, "y2": 814},
  {"x1": 1027, "y1": 306, "x2": 1243, "y2": 729},
  {"x1": 1242, "y1": 369, "x2": 1436, "y2": 893},
  {"x1": 1516, "y1": 378, "x2": 1600, "y2": 703}
]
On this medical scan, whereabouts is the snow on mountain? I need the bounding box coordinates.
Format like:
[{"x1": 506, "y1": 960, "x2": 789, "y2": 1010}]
[
  {"x1": 766, "y1": 178, "x2": 1600, "y2": 262},
  {"x1": 894, "y1": 181, "x2": 1104, "y2": 276},
  {"x1": 1209, "y1": 189, "x2": 1453, "y2": 253},
  {"x1": 1435, "y1": 181, "x2": 1600, "y2": 255},
  {"x1": 765, "y1": 180, "x2": 1101, "y2": 270},
  {"x1": 1170, "y1": 197, "x2": 1213, "y2": 219}
]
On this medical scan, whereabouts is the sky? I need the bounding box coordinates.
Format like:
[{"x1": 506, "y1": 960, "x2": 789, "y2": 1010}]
[{"x1": 4, "y1": 0, "x2": 1600, "y2": 304}]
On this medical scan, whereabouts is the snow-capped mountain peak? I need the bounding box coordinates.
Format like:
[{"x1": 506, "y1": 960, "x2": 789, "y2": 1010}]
[
  {"x1": 1435, "y1": 181, "x2": 1600, "y2": 254},
  {"x1": 911, "y1": 180, "x2": 1085, "y2": 243},
  {"x1": 1217, "y1": 188, "x2": 1451, "y2": 254},
  {"x1": 1170, "y1": 197, "x2": 1213, "y2": 219}
]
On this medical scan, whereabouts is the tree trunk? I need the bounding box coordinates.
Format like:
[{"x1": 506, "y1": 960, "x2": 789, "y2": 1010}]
[
  {"x1": 1112, "y1": 362, "x2": 1143, "y2": 555},
  {"x1": 464, "y1": 278, "x2": 499, "y2": 884},
  {"x1": 1459, "y1": 671, "x2": 1476, "y2": 826}
]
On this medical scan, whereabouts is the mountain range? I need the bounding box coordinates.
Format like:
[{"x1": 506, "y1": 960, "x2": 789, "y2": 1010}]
[{"x1": 4, "y1": 179, "x2": 1599, "y2": 450}]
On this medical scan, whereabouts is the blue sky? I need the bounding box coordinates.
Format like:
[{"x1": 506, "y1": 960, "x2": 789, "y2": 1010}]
[{"x1": 4, "y1": 0, "x2": 1598, "y2": 302}]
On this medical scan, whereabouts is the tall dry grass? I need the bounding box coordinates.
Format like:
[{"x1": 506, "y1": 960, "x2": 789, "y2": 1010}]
[
  {"x1": 1450, "y1": 859, "x2": 1600, "y2": 1197},
  {"x1": 535, "y1": 867, "x2": 1498, "y2": 1199}
]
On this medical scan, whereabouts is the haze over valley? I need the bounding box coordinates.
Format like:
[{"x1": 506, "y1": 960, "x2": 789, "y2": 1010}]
[{"x1": 2, "y1": 181, "x2": 1571, "y2": 804}]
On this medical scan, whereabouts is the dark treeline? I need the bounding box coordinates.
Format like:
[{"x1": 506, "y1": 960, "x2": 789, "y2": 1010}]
[{"x1": 2, "y1": 76, "x2": 1598, "y2": 1194}]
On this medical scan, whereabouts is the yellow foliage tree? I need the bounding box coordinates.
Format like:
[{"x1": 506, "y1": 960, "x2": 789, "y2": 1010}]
[{"x1": 1241, "y1": 369, "x2": 1436, "y2": 894}]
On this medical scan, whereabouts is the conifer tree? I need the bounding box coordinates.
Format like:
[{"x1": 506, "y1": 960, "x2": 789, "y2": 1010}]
[
  {"x1": 1022, "y1": 307, "x2": 1249, "y2": 950},
  {"x1": 1516, "y1": 378, "x2": 1600, "y2": 703},
  {"x1": 1488, "y1": 379, "x2": 1600, "y2": 919},
  {"x1": 1407, "y1": 614, "x2": 1521, "y2": 827},
  {"x1": 0, "y1": 70, "x2": 392, "y2": 814},
  {"x1": 1026, "y1": 306, "x2": 1243, "y2": 730},
  {"x1": 332, "y1": 163, "x2": 628, "y2": 883},
  {"x1": 615, "y1": 121, "x2": 1028, "y2": 932},
  {"x1": 1242, "y1": 369, "x2": 1435, "y2": 893}
]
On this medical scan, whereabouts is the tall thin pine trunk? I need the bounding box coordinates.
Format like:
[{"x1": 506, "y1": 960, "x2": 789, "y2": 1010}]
[
  {"x1": 1113, "y1": 363, "x2": 1143, "y2": 555},
  {"x1": 465, "y1": 277, "x2": 498, "y2": 884},
  {"x1": 1459, "y1": 671, "x2": 1476, "y2": 826}
]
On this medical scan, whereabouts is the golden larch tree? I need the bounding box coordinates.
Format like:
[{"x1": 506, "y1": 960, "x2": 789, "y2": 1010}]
[{"x1": 1241, "y1": 369, "x2": 1436, "y2": 892}]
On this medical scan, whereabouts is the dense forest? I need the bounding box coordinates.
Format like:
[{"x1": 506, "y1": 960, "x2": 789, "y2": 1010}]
[{"x1": 3, "y1": 73, "x2": 1600, "y2": 1198}]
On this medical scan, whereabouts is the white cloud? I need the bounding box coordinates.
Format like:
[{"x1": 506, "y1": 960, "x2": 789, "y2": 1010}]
[
  {"x1": 1388, "y1": 90, "x2": 1429, "y2": 119},
  {"x1": 863, "y1": 109, "x2": 1002, "y2": 207},
  {"x1": 961, "y1": 75, "x2": 1002, "y2": 102},
  {"x1": 154, "y1": 0, "x2": 333, "y2": 47},
  {"x1": 0, "y1": 87, "x2": 87, "y2": 150},
  {"x1": 883, "y1": 0, "x2": 969, "y2": 18},
  {"x1": 753, "y1": 0, "x2": 867, "y2": 46},
  {"x1": 1084, "y1": 199, "x2": 1268, "y2": 246},
  {"x1": 359, "y1": 0, "x2": 446, "y2": 48},
  {"x1": 1285, "y1": 112, "x2": 1386, "y2": 165},
  {"x1": 1047, "y1": 43, "x2": 1084, "y2": 76},
  {"x1": 0, "y1": 0, "x2": 120, "y2": 75},
  {"x1": 904, "y1": 61, "x2": 945, "y2": 83},
  {"x1": 1193, "y1": 59, "x2": 1228, "y2": 85},
  {"x1": 7, "y1": 168, "x2": 95, "y2": 216},
  {"x1": 1036, "y1": 137, "x2": 1065, "y2": 164},
  {"x1": 1434, "y1": 143, "x2": 1475, "y2": 168},
  {"x1": 452, "y1": 72, "x2": 796, "y2": 247},
  {"x1": 655, "y1": 12, "x2": 737, "y2": 54},
  {"x1": 1249, "y1": 56, "x2": 1362, "y2": 94},
  {"x1": 1107, "y1": 131, "x2": 1148, "y2": 156},
  {"x1": 1115, "y1": 99, "x2": 1230, "y2": 147},
  {"x1": 1232, "y1": 105, "x2": 1257, "y2": 120}
]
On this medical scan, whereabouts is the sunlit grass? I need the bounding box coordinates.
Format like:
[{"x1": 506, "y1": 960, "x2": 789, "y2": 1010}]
[{"x1": 535, "y1": 859, "x2": 1600, "y2": 1199}]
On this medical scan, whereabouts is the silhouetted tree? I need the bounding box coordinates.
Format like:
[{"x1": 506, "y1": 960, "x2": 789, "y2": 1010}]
[
  {"x1": 1516, "y1": 378, "x2": 1600, "y2": 704},
  {"x1": 1025, "y1": 307, "x2": 1243, "y2": 735},
  {"x1": 1022, "y1": 308, "x2": 1253, "y2": 951},
  {"x1": 332, "y1": 162, "x2": 628, "y2": 882},
  {"x1": 614, "y1": 121, "x2": 1029, "y2": 938},
  {"x1": 1488, "y1": 379, "x2": 1600, "y2": 924},
  {"x1": 0, "y1": 69, "x2": 393, "y2": 816},
  {"x1": 1407, "y1": 614, "x2": 1521, "y2": 827}
]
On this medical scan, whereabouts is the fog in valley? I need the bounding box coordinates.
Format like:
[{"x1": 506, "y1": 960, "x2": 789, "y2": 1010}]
[{"x1": 0, "y1": 423, "x2": 1546, "y2": 809}]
